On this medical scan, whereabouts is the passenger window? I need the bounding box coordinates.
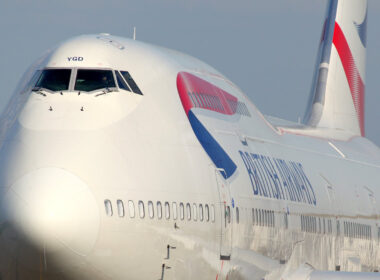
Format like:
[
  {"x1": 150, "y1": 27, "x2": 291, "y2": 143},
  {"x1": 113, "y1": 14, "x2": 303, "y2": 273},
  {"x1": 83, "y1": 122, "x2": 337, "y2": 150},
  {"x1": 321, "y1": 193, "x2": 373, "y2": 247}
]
[
  {"x1": 193, "y1": 203, "x2": 197, "y2": 221},
  {"x1": 312, "y1": 217, "x2": 314, "y2": 232},
  {"x1": 268, "y1": 210, "x2": 271, "y2": 227},
  {"x1": 259, "y1": 210, "x2": 262, "y2": 226},
  {"x1": 263, "y1": 210, "x2": 266, "y2": 226},
  {"x1": 116, "y1": 71, "x2": 131, "y2": 91},
  {"x1": 309, "y1": 216, "x2": 312, "y2": 231},
  {"x1": 344, "y1": 221, "x2": 347, "y2": 236},
  {"x1": 138, "y1": 201, "x2": 145, "y2": 218},
  {"x1": 172, "y1": 202, "x2": 178, "y2": 220},
  {"x1": 284, "y1": 213, "x2": 288, "y2": 229},
  {"x1": 264, "y1": 210, "x2": 268, "y2": 226},
  {"x1": 128, "y1": 200, "x2": 135, "y2": 218},
  {"x1": 165, "y1": 202, "x2": 170, "y2": 220},
  {"x1": 226, "y1": 206, "x2": 231, "y2": 224},
  {"x1": 186, "y1": 203, "x2": 191, "y2": 220},
  {"x1": 116, "y1": 199, "x2": 124, "y2": 217},
  {"x1": 269, "y1": 210, "x2": 272, "y2": 227},
  {"x1": 157, "y1": 201, "x2": 162, "y2": 219},
  {"x1": 104, "y1": 199, "x2": 113, "y2": 217},
  {"x1": 268, "y1": 210, "x2": 271, "y2": 226},
  {"x1": 205, "y1": 204, "x2": 210, "y2": 222},
  {"x1": 148, "y1": 201, "x2": 154, "y2": 219},
  {"x1": 265, "y1": 210, "x2": 268, "y2": 226},
  {"x1": 75, "y1": 69, "x2": 116, "y2": 92},
  {"x1": 199, "y1": 204, "x2": 204, "y2": 222},
  {"x1": 120, "y1": 71, "x2": 142, "y2": 95},
  {"x1": 236, "y1": 207, "x2": 240, "y2": 224},
  {"x1": 211, "y1": 204, "x2": 215, "y2": 222},
  {"x1": 343, "y1": 222, "x2": 347, "y2": 236},
  {"x1": 179, "y1": 203, "x2": 184, "y2": 220}
]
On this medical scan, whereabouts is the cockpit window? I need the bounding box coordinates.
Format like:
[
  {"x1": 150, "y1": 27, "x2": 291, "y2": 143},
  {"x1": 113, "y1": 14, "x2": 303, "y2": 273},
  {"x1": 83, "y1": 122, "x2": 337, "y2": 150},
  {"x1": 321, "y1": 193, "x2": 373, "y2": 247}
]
[
  {"x1": 121, "y1": 71, "x2": 142, "y2": 95},
  {"x1": 74, "y1": 69, "x2": 116, "y2": 92},
  {"x1": 115, "y1": 71, "x2": 131, "y2": 92},
  {"x1": 34, "y1": 69, "x2": 71, "y2": 91}
]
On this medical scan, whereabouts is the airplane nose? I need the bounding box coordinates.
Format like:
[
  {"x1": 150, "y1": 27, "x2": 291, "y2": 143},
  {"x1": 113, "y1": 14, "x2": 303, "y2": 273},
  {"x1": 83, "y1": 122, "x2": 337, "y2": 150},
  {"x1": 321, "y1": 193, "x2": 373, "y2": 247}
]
[{"x1": 1, "y1": 168, "x2": 100, "y2": 259}]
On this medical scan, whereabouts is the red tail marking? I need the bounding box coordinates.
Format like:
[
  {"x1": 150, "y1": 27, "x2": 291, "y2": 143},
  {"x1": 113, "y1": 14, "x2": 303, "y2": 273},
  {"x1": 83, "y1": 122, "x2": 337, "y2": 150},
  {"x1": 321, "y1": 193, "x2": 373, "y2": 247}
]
[{"x1": 333, "y1": 23, "x2": 365, "y2": 136}]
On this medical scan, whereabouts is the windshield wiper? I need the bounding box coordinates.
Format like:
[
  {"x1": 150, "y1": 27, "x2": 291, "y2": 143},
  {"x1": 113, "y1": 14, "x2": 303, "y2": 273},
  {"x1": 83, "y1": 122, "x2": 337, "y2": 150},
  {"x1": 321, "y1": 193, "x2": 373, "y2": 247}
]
[
  {"x1": 31, "y1": 87, "x2": 53, "y2": 96},
  {"x1": 94, "y1": 87, "x2": 117, "y2": 97}
]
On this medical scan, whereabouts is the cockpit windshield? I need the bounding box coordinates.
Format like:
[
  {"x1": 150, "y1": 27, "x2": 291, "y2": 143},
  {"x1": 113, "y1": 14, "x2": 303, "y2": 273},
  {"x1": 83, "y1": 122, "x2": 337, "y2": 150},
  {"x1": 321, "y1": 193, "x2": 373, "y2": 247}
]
[
  {"x1": 74, "y1": 69, "x2": 116, "y2": 92},
  {"x1": 29, "y1": 68, "x2": 141, "y2": 95},
  {"x1": 34, "y1": 69, "x2": 71, "y2": 91}
]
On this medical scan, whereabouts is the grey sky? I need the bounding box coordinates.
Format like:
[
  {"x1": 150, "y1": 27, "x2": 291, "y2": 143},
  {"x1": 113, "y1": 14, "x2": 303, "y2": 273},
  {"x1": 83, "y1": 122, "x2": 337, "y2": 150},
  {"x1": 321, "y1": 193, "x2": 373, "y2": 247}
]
[{"x1": 0, "y1": 1, "x2": 379, "y2": 144}]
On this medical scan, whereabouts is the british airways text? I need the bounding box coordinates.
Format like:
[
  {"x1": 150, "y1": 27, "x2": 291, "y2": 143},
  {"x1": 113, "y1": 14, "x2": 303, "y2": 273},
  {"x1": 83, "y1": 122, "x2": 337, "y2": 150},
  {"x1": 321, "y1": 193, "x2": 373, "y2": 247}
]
[{"x1": 239, "y1": 151, "x2": 316, "y2": 205}]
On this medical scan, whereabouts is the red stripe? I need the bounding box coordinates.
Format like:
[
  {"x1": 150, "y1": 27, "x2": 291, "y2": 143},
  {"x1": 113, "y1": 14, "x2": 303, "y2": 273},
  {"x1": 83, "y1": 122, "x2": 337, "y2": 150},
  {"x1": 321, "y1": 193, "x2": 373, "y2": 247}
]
[
  {"x1": 177, "y1": 72, "x2": 238, "y2": 116},
  {"x1": 332, "y1": 23, "x2": 365, "y2": 136}
]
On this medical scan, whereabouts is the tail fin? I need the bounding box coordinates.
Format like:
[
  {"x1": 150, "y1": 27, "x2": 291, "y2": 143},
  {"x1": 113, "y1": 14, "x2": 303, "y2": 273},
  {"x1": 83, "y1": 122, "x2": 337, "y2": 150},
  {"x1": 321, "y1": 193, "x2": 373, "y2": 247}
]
[{"x1": 304, "y1": 0, "x2": 367, "y2": 136}]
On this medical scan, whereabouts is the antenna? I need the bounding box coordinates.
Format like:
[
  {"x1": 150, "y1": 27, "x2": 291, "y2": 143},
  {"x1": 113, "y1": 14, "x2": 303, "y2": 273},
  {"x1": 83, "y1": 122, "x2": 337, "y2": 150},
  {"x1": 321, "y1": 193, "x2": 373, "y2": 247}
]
[{"x1": 133, "y1": 27, "x2": 136, "y2": 40}]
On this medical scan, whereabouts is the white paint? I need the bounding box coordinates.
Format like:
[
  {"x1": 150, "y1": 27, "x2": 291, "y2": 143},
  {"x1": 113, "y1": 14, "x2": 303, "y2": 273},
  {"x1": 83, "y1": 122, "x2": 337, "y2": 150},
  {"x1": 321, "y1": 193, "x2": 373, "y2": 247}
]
[{"x1": 0, "y1": 1, "x2": 378, "y2": 280}]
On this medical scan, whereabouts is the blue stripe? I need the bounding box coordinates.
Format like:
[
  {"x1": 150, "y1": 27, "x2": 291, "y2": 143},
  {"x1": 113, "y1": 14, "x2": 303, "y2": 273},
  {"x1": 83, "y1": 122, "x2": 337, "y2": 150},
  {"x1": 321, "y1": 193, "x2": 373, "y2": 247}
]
[
  {"x1": 188, "y1": 110, "x2": 237, "y2": 179},
  {"x1": 354, "y1": 9, "x2": 367, "y2": 47},
  {"x1": 321, "y1": 0, "x2": 338, "y2": 64}
]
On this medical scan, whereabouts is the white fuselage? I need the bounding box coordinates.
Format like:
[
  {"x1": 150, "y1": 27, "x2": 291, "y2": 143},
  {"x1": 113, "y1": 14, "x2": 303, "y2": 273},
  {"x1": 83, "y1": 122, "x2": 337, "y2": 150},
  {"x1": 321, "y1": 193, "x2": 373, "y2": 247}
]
[{"x1": 0, "y1": 35, "x2": 379, "y2": 280}]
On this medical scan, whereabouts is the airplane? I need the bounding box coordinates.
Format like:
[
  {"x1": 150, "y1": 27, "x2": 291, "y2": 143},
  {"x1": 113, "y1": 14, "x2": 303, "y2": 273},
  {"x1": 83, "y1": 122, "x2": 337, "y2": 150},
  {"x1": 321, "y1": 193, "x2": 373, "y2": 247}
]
[{"x1": 0, "y1": 0, "x2": 378, "y2": 279}]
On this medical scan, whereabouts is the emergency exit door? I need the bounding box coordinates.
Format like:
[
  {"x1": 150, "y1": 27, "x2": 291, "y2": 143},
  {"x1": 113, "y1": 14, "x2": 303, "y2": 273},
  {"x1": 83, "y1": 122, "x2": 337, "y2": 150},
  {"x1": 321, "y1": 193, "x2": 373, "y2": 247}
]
[{"x1": 215, "y1": 168, "x2": 232, "y2": 260}]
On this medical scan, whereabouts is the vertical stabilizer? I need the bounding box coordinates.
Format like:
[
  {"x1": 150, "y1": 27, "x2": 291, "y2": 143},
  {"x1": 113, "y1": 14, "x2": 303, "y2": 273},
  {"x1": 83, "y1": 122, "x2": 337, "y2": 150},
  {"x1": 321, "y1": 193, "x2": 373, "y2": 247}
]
[{"x1": 304, "y1": 0, "x2": 367, "y2": 136}]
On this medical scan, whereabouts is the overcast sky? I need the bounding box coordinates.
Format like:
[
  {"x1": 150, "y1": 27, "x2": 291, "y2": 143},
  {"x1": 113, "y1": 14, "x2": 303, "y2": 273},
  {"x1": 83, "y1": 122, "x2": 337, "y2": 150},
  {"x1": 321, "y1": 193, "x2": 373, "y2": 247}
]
[{"x1": 0, "y1": 0, "x2": 379, "y2": 144}]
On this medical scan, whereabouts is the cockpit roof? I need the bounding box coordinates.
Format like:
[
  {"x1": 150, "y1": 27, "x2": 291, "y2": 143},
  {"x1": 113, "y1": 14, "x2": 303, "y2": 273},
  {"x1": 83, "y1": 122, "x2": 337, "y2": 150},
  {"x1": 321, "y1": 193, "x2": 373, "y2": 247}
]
[{"x1": 41, "y1": 34, "x2": 225, "y2": 79}]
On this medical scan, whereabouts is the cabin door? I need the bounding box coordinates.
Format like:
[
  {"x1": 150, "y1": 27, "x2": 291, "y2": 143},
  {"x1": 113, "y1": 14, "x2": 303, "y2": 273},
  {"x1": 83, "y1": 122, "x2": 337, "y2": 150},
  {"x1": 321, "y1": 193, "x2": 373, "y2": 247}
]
[{"x1": 215, "y1": 168, "x2": 232, "y2": 260}]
